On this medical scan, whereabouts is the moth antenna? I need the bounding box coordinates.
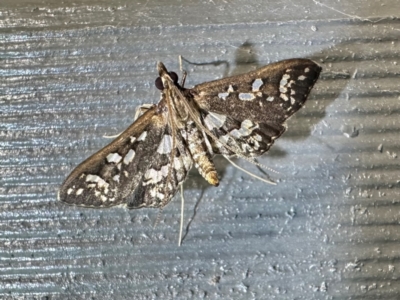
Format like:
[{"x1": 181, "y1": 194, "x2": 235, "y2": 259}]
[
  {"x1": 224, "y1": 156, "x2": 276, "y2": 185},
  {"x1": 179, "y1": 55, "x2": 183, "y2": 71},
  {"x1": 178, "y1": 183, "x2": 184, "y2": 246},
  {"x1": 178, "y1": 55, "x2": 187, "y2": 87}
]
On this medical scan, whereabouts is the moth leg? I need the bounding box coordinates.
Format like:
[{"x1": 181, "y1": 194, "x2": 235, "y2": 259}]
[
  {"x1": 224, "y1": 156, "x2": 276, "y2": 185},
  {"x1": 103, "y1": 132, "x2": 122, "y2": 139},
  {"x1": 178, "y1": 183, "x2": 185, "y2": 246},
  {"x1": 103, "y1": 104, "x2": 155, "y2": 139},
  {"x1": 134, "y1": 103, "x2": 155, "y2": 121}
]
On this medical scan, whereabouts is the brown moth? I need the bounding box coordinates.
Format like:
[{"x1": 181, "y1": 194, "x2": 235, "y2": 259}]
[{"x1": 59, "y1": 59, "x2": 321, "y2": 209}]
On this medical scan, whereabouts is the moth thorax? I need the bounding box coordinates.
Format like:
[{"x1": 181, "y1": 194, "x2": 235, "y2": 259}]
[
  {"x1": 174, "y1": 107, "x2": 189, "y2": 123},
  {"x1": 169, "y1": 105, "x2": 188, "y2": 129},
  {"x1": 171, "y1": 96, "x2": 190, "y2": 122}
]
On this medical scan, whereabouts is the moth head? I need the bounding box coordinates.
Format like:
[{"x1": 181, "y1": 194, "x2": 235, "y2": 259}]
[{"x1": 155, "y1": 62, "x2": 179, "y2": 90}]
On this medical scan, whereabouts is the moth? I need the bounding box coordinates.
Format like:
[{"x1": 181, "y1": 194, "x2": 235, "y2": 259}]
[{"x1": 59, "y1": 59, "x2": 321, "y2": 210}]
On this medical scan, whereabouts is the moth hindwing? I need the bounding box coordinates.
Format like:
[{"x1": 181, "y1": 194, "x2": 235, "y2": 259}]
[{"x1": 59, "y1": 58, "x2": 321, "y2": 209}]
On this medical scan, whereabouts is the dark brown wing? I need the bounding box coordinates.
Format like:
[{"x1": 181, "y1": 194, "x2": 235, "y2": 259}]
[
  {"x1": 190, "y1": 59, "x2": 321, "y2": 156},
  {"x1": 58, "y1": 106, "x2": 168, "y2": 208}
]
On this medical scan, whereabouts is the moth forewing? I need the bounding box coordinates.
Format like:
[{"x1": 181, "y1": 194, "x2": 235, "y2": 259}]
[
  {"x1": 191, "y1": 59, "x2": 321, "y2": 157},
  {"x1": 59, "y1": 58, "x2": 321, "y2": 212},
  {"x1": 192, "y1": 58, "x2": 321, "y2": 124},
  {"x1": 58, "y1": 105, "x2": 165, "y2": 208}
]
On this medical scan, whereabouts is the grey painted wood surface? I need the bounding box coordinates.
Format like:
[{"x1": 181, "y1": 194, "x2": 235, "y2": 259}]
[{"x1": 1, "y1": 0, "x2": 400, "y2": 299}]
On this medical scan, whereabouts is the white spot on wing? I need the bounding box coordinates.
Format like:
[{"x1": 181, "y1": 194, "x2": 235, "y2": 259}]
[
  {"x1": 305, "y1": 67, "x2": 310, "y2": 73},
  {"x1": 157, "y1": 135, "x2": 173, "y2": 154},
  {"x1": 86, "y1": 174, "x2": 104, "y2": 183},
  {"x1": 123, "y1": 149, "x2": 136, "y2": 165},
  {"x1": 173, "y1": 157, "x2": 182, "y2": 170},
  {"x1": 76, "y1": 188, "x2": 84, "y2": 196},
  {"x1": 86, "y1": 174, "x2": 108, "y2": 188},
  {"x1": 230, "y1": 120, "x2": 258, "y2": 138},
  {"x1": 218, "y1": 85, "x2": 235, "y2": 100},
  {"x1": 239, "y1": 93, "x2": 256, "y2": 101},
  {"x1": 137, "y1": 131, "x2": 147, "y2": 141},
  {"x1": 67, "y1": 188, "x2": 73, "y2": 195},
  {"x1": 291, "y1": 97, "x2": 296, "y2": 105},
  {"x1": 280, "y1": 74, "x2": 290, "y2": 84},
  {"x1": 298, "y1": 75, "x2": 306, "y2": 81},
  {"x1": 219, "y1": 135, "x2": 230, "y2": 143},
  {"x1": 113, "y1": 175, "x2": 120, "y2": 182},
  {"x1": 279, "y1": 74, "x2": 290, "y2": 93},
  {"x1": 156, "y1": 192, "x2": 165, "y2": 200},
  {"x1": 106, "y1": 153, "x2": 122, "y2": 164},
  {"x1": 218, "y1": 92, "x2": 229, "y2": 100},
  {"x1": 183, "y1": 157, "x2": 192, "y2": 170},
  {"x1": 230, "y1": 129, "x2": 243, "y2": 139},
  {"x1": 160, "y1": 165, "x2": 169, "y2": 177},
  {"x1": 241, "y1": 143, "x2": 252, "y2": 152},
  {"x1": 130, "y1": 136, "x2": 136, "y2": 143},
  {"x1": 204, "y1": 112, "x2": 227, "y2": 129},
  {"x1": 145, "y1": 169, "x2": 160, "y2": 184},
  {"x1": 267, "y1": 96, "x2": 274, "y2": 102},
  {"x1": 241, "y1": 119, "x2": 255, "y2": 129},
  {"x1": 280, "y1": 94, "x2": 289, "y2": 101},
  {"x1": 143, "y1": 165, "x2": 170, "y2": 185},
  {"x1": 252, "y1": 78, "x2": 263, "y2": 92},
  {"x1": 254, "y1": 134, "x2": 263, "y2": 141}
]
